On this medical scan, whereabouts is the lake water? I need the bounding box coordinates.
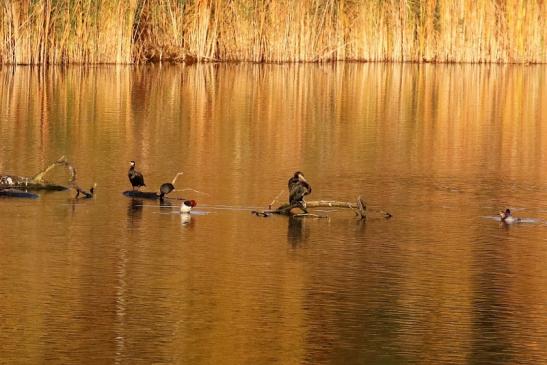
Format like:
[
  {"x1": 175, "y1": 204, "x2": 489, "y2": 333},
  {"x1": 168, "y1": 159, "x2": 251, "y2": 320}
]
[{"x1": 0, "y1": 64, "x2": 546, "y2": 364}]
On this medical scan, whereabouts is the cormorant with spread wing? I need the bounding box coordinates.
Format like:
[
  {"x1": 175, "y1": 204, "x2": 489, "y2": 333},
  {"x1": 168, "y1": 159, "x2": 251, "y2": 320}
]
[{"x1": 288, "y1": 171, "x2": 312, "y2": 211}]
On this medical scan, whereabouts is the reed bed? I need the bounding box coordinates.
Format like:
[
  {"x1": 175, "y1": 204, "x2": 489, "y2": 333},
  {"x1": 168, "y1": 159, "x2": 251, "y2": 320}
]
[{"x1": 0, "y1": 0, "x2": 545, "y2": 64}]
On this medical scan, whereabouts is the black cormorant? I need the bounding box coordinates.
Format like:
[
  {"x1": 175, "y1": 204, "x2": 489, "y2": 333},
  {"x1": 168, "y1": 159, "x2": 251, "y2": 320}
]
[
  {"x1": 128, "y1": 161, "x2": 145, "y2": 190},
  {"x1": 288, "y1": 171, "x2": 312, "y2": 208}
]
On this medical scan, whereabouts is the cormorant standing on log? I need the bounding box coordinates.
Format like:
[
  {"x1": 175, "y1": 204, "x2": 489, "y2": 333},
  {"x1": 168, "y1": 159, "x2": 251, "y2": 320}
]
[
  {"x1": 128, "y1": 161, "x2": 145, "y2": 190},
  {"x1": 288, "y1": 171, "x2": 312, "y2": 211}
]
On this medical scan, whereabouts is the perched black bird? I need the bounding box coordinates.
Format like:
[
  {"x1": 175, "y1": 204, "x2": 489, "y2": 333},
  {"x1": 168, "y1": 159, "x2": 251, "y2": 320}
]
[
  {"x1": 128, "y1": 161, "x2": 145, "y2": 190},
  {"x1": 159, "y1": 182, "x2": 175, "y2": 199},
  {"x1": 288, "y1": 171, "x2": 312, "y2": 208}
]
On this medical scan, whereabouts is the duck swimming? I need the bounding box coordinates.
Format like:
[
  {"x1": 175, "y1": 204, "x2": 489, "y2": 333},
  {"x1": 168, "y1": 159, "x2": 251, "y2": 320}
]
[
  {"x1": 500, "y1": 208, "x2": 520, "y2": 224},
  {"x1": 128, "y1": 161, "x2": 145, "y2": 190},
  {"x1": 288, "y1": 171, "x2": 312, "y2": 211},
  {"x1": 180, "y1": 200, "x2": 197, "y2": 213}
]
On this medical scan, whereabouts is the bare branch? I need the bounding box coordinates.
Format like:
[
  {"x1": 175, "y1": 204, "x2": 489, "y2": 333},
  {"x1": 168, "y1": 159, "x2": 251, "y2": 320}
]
[
  {"x1": 31, "y1": 155, "x2": 67, "y2": 182},
  {"x1": 268, "y1": 189, "x2": 285, "y2": 210},
  {"x1": 171, "y1": 172, "x2": 184, "y2": 185},
  {"x1": 173, "y1": 188, "x2": 210, "y2": 196}
]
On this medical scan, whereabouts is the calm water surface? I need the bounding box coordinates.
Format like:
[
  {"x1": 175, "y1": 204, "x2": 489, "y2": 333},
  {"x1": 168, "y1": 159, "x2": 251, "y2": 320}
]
[{"x1": 0, "y1": 64, "x2": 546, "y2": 364}]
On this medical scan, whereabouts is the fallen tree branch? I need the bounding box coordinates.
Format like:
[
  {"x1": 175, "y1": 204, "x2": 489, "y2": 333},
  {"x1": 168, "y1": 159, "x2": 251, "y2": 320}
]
[
  {"x1": 171, "y1": 172, "x2": 184, "y2": 185},
  {"x1": 292, "y1": 213, "x2": 329, "y2": 219},
  {"x1": 0, "y1": 189, "x2": 39, "y2": 199},
  {"x1": 0, "y1": 156, "x2": 69, "y2": 191},
  {"x1": 268, "y1": 190, "x2": 285, "y2": 210},
  {"x1": 32, "y1": 156, "x2": 68, "y2": 182},
  {"x1": 252, "y1": 196, "x2": 392, "y2": 220},
  {"x1": 123, "y1": 190, "x2": 162, "y2": 200}
]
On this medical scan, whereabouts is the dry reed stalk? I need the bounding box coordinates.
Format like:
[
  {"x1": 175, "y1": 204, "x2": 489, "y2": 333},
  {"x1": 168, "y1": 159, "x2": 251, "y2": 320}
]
[
  {"x1": 0, "y1": 0, "x2": 137, "y2": 64},
  {"x1": 0, "y1": 0, "x2": 545, "y2": 64}
]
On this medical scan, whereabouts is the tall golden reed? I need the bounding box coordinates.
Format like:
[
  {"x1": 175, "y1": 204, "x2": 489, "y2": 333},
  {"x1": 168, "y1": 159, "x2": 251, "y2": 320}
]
[{"x1": 0, "y1": 0, "x2": 545, "y2": 64}]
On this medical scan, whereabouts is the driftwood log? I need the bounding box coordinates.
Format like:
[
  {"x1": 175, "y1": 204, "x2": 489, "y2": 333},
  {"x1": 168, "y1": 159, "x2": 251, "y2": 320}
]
[
  {"x1": 253, "y1": 196, "x2": 392, "y2": 220},
  {"x1": 0, "y1": 156, "x2": 96, "y2": 198},
  {"x1": 123, "y1": 191, "x2": 162, "y2": 200},
  {"x1": 122, "y1": 191, "x2": 192, "y2": 201},
  {"x1": 0, "y1": 156, "x2": 69, "y2": 191},
  {"x1": 0, "y1": 189, "x2": 39, "y2": 199}
]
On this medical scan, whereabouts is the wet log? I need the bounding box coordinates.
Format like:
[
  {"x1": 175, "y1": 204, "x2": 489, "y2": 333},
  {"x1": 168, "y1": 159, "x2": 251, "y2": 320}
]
[
  {"x1": 0, "y1": 157, "x2": 96, "y2": 198},
  {"x1": 0, "y1": 189, "x2": 39, "y2": 199},
  {"x1": 123, "y1": 190, "x2": 162, "y2": 200},
  {"x1": 122, "y1": 190, "x2": 195, "y2": 202},
  {"x1": 0, "y1": 174, "x2": 67, "y2": 191},
  {"x1": 253, "y1": 196, "x2": 392, "y2": 220},
  {"x1": 0, "y1": 156, "x2": 69, "y2": 191}
]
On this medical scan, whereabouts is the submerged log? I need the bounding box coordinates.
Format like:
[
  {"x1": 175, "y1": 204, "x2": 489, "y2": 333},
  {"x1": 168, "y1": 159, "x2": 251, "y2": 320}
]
[
  {"x1": 0, "y1": 174, "x2": 67, "y2": 191},
  {"x1": 122, "y1": 190, "x2": 194, "y2": 202},
  {"x1": 123, "y1": 190, "x2": 162, "y2": 200},
  {"x1": 0, "y1": 156, "x2": 96, "y2": 198},
  {"x1": 0, "y1": 189, "x2": 39, "y2": 199},
  {"x1": 0, "y1": 156, "x2": 69, "y2": 191},
  {"x1": 253, "y1": 196, "x2": 392, "y2": 220}
]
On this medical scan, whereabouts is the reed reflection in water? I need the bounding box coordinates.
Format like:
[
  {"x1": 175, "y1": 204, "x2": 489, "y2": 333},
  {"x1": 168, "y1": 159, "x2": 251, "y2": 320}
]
[{"x1": 0, "y1": 64, "x2": 546, "y2": 364}]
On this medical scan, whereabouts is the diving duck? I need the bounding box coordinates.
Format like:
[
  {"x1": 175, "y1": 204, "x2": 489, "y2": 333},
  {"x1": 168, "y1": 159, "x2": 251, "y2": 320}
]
[
  {"x1": 500, "y1": 208, "x2": 520, "y2": 224},
  {"x1": 128, "y1": 161, "x2": 145, "y2": 190},
  {"x1": 180, "y1": 200, "x2": 197, "y2": 213}
]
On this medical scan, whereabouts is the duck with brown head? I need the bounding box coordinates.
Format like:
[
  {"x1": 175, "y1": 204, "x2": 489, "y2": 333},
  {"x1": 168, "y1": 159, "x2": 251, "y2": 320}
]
[
  {"x1": 499, "y1": 208, "x2": 520, "y2": 224},
  {"x1": 180, "y1": 200, "x2": 197, "y2": 213}
]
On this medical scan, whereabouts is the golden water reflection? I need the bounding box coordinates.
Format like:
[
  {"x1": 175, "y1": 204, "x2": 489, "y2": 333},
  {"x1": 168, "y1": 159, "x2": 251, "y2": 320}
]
[{"x1": 0, "y1": 64, "x2": 546, "y2": 364}]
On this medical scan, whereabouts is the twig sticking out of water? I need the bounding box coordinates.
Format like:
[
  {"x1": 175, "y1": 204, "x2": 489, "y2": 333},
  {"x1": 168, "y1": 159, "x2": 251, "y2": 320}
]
[
  {"x1": 171, "y1": 172, "x2": 184, "y2": 185},
  {"x1": 31, "y1": 155, "x2": 67, "y2": 182},
  {"x1": 1, "y1": 156, "x2": 69, "y2": 191},
  {"x1": 292, "y1": 213, "x2": 329, "y2": 219},
  {"x1": 173, "y1": 188, "x2": 210, "y2": 196},
  {"x1": 268, "y1": 190, "x2": 285, "y2": 210}
]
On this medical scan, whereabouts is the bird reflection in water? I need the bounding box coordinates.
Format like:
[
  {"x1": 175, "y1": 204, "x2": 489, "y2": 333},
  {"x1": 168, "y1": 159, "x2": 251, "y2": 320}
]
[
  {"x1": 68, "y1": 196, "x2": 88, "y2": 216},
  {"x1": 180, "y1": 200, "x2": 197, "y2": 227},
  {"x1": 287, "y1": 216, "x2": 309, "y2": 247},
  {"x1": 127, "y1": 198, "x2": 143, "y2": 225},
  {"x1": 180, "y1": 213, "x2": 192, "y2": 226},
  {"x1": 159, "y1": 198, "x2": 173, "y2": 209}
]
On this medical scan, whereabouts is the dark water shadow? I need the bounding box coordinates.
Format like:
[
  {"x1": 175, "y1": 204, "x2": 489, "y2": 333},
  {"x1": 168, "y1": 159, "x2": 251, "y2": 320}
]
[
  {"x1": 287, "y1": 216, "x2": 310, "y2": 247},
  {"x1": 127, "y1": 198, "x2": 143, "y2": 225}
]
